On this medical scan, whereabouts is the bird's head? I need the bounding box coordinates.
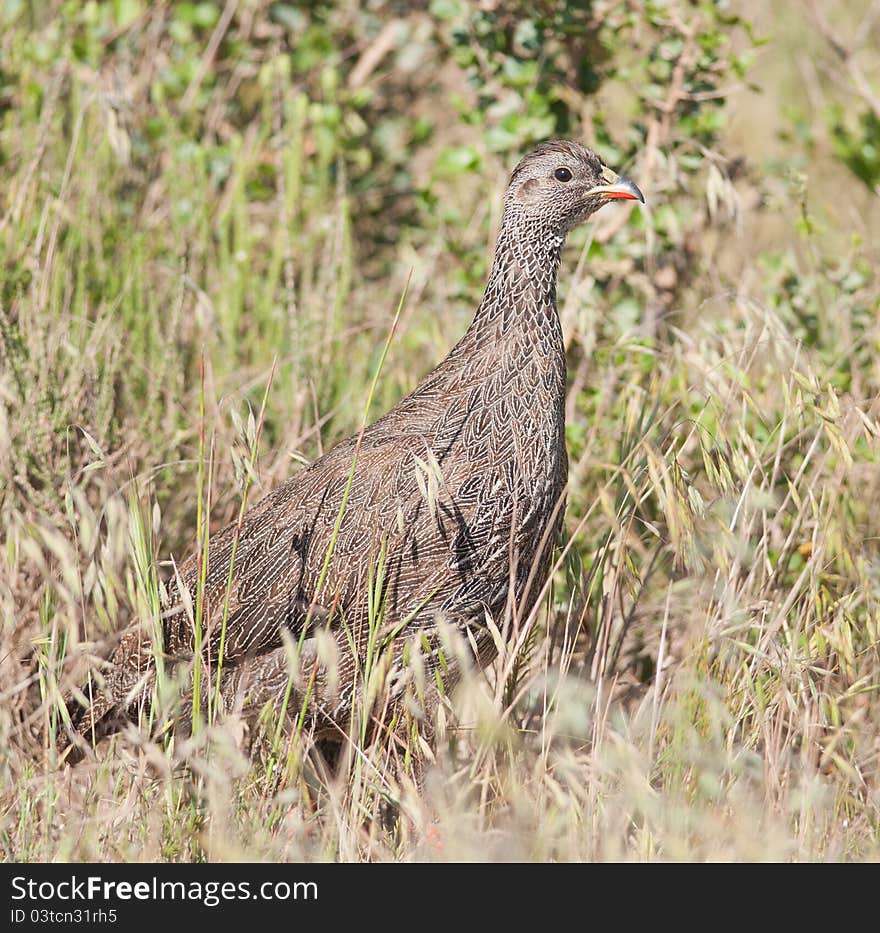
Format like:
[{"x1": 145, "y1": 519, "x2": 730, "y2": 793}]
[{"x1": 505, "y1": 140, "x2": 644, "y2": 235}]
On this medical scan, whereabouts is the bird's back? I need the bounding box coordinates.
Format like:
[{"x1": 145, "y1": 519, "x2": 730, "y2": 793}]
[{"x1": 170, "y1": 315, "x2": 567, "y2": 660}]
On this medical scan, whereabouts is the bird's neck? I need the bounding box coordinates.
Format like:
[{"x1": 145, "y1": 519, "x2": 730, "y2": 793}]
[{"x1": 467, "y1": 219, "x2": 565, "y2": 340}]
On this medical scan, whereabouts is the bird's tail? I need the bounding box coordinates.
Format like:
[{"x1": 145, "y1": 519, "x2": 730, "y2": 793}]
[
  {"x1": 57, "y1": 688, "x2": 115, "y2": 763},
  {"x1": 56, "y1": 627, "x2": 157, "y2": 764}
]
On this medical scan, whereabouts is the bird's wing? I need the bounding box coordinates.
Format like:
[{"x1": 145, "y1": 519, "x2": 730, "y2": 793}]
[{"x1": 161, "y1": 429, "x2": 458, "y2": 666}]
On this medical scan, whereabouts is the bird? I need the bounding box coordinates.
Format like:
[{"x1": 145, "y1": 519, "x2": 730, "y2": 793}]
[{"x1": 61, "y1": 139, "x2": 644, "y2": 764}]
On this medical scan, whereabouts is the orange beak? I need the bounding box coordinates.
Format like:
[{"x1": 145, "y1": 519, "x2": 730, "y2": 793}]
[{"x1": 587, "y1": 166, "x2": 645, "y2": 203}]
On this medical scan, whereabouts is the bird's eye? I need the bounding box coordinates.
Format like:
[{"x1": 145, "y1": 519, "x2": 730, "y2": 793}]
[{"x1": 554, "y1": 167, "x2": 572, "y2": 182}]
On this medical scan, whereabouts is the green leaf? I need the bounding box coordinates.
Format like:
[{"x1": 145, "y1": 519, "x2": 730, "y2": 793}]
[{"x1": 434, "y1": 145, "x2": 481, "y2": 177}]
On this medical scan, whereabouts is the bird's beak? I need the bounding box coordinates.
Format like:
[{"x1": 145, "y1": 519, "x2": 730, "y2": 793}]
[{"x1": 587, "y1": 165, "x2": 645, "y2": 203}]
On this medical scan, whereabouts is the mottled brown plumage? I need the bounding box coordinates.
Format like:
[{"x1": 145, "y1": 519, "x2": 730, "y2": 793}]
[{"x1": 62, "y1": 140, "x2": 643, "y2": 759}]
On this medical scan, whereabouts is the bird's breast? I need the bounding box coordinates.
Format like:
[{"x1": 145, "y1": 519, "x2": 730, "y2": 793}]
[{"x1": 436, "y1": 350, "x2": 568, "y2": 508}]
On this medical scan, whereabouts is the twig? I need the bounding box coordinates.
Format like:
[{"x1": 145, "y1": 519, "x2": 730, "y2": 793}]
[
  {"x1": 181, "y1": 0, "x2": 239, "y2": 111},
  {"x1": 347, "y1": 20, "x2": 400, "y2": 89},
  {"x1": 806, "y1": 0, "x2": 880, "y2": 120}
]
